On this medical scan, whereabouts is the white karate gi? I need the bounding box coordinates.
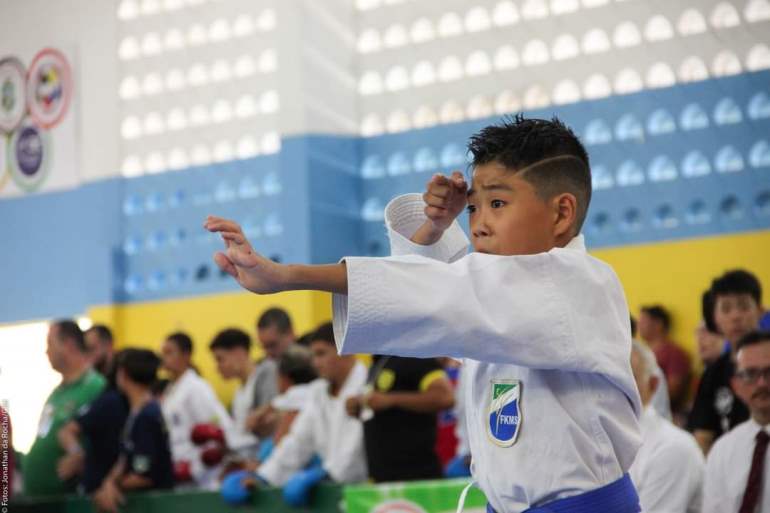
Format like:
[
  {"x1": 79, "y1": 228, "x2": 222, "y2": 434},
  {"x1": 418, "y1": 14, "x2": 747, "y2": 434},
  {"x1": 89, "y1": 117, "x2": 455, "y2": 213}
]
[
  {"x1": 332, "y1": 194, "x2": 642, "y2": 513},
  {"x1": 272, "y1": 382, "x2": 314, "y2": 412},
  {"x1": 629, "y1": 407, "x2": 704, "y2": 513},
  {"x1": 258, "y1": 362, "x2": 368, "y2": 485},
  {"x1": 161, "y1": 368, "x2": 235, "y2": 489},
  {"x1": 702, "y1": 419, "x2": 770, "y2": 513}
]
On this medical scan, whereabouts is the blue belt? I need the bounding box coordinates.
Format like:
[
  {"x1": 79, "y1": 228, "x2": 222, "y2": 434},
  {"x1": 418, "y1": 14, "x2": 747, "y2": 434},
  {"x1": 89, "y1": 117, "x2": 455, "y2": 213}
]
[{"x1": 486, "y1": 473, "x2": 640, "y2": 513}]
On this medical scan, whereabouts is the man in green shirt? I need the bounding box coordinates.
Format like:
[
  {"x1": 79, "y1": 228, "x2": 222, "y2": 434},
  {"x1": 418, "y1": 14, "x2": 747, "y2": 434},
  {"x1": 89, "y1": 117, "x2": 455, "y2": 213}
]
[{"x1": 23, "y1": 320, "x2": 106, "y2": 496}]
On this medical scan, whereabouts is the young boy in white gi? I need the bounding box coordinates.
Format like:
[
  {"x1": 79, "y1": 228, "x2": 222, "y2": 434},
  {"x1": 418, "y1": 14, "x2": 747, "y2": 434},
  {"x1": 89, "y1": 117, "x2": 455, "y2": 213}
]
[{"x1": 204, "y1": 115, "x2": 642, "y2": 513}]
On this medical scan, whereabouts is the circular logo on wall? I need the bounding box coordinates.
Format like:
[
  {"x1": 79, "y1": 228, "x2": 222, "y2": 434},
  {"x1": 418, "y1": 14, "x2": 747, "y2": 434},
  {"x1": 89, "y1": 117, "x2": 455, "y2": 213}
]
[
  {"x1": 9, "y1": 118, "x2": 51, "y2": 192},
  {"x1": 0, "y1": 56, "x2": 27, "y2": 133},
  {"x1": 26, "y1": 48, "x2": 72, "y2": 129}
]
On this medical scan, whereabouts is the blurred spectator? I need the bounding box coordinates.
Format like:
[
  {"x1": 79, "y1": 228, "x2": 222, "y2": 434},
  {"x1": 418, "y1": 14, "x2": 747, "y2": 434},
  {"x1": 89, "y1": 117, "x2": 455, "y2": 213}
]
[
  {"x1": 698, "y1": 290, "x2": 729, "y2": 368},
  {"x1": 24, "y1": 320, "x2": 106, "y2": 496},
  {"x1": 628, "y1": 341, "x2": 704, "y2": 513},
  {"x1": 256, "y1": 308, "x2": 296, "y2": 360},
  {"x1": 57, "y1": 353, "x2": 129, "y2": 494},
  {"x1": 445, "y1": 363, "x2": 471, "y2": 478},
  {"x1": 688, "y1": 270, "x2": 763, "y2": 454},
  {"x1": 435, "y1": 357, "x2": 461, "y2": 468},
  {"x1": 247, "y1": 344, "x2": 317, "y2": 445},
  {"x1": 93, "y1": 349, "x2": 173, "y2": 513},
  {"x1": 209, "y1": 328, "x2": 276, "y2": 455},
  {"x1": 695, "y1": 323, "x2": 725, "y2": 370},
  {"x1": 256, "y1": 322, "x2": 367, "y2": 506},
  {"x1": 84, "y1": 325, "x2": 115, "y2": 377},
  {"x1": 346, "y1": 355, "x2": 453, "y2": 482},
  {"x1": 1, "y1": 405, "x2": 13, "y2": 502},
  {"x1": 639, "y1": 305, "x2": 691, "y2": 415},
  {"x1": 295, "y1": 331, "x2": 313, "y2": 348},
  {"x1": 160, "y1": 332, "x2": 234, "y2": 489},
  {"x1": 702, "y1": 331, "x2": 770, "y2": 513},
  {"x1": 631, "y1": 315, "x2": 672, "y2": 421}
]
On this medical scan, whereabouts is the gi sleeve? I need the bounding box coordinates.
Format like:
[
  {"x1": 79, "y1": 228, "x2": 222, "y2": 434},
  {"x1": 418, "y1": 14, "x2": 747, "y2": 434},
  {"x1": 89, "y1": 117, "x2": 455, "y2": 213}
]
[
  {"x1": 384, "y1": 193, "x2": 470, "y2": 262},
  {"x1": 258, "y1": 395, "x2": 317, "y2": 486}
]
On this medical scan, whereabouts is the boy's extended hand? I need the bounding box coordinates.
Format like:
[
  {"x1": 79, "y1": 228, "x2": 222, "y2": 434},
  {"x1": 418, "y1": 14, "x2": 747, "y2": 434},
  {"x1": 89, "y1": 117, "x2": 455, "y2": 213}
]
[{"x1": 204, "y1": 216, "x2": 288, "y2": 294}]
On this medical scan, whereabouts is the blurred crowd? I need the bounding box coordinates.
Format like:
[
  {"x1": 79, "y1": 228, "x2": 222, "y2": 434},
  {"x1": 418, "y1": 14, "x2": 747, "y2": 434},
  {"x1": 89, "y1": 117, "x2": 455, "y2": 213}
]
[{"x1": 2, "y1": 267, "x2": 769, "y2": 512}]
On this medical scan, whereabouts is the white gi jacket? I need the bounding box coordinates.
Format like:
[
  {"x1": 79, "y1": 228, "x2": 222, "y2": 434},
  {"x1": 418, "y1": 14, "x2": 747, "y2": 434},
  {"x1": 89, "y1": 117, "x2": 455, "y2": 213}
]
[
  {"x1": 629, "y1": 407, "x2": 703, "y2": 513},
  {"x1": 258, "y1": 362, "x2": 368, "y2": 486},
  {"x1": 161, "y1": 368, "x2": 235, "y2": 489},
  {"x1": 702, "y1": 418, "x2": 770, "y2": 513},
  {"x1": 332, "y1": 194, "x2": 642, "y2": 513}
]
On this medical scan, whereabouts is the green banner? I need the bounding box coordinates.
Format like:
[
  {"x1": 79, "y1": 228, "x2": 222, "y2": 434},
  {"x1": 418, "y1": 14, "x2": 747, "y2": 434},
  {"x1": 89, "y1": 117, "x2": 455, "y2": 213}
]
[{"x1": 344, "y1": 478, "x2": 488, "y2": 513}]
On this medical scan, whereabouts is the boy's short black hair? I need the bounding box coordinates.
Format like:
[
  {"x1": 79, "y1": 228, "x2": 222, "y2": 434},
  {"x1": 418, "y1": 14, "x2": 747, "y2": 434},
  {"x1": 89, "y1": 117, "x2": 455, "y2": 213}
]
[
  {"x1": 278, "y1": 345, "x2": 317, "y2": 384},
  {"x1": 295, "y1": 331, "x2": 313, "y2": 348},
  {"x1": 209, "y1": 328, "x2": 252, "y2": 352},
  {"x1": 467, "y1": 114, "x2": 592, "y2": 233},
  {"x1": 736, "y1": 330, "x2": 770, "y2": 353},
  {"x1": 117, "y1": 348, "x2": 160, "y2": 386},
  {"x1": 257, "y1": 307, "x2": 293, "y2": 333},
  {"x1": 641, "y1": 305, "x2": 671, "y2": 332},
  {"x1": 86, "y1": 324, "x2": 113, "y2": 345},
  {"x1": 710, "y1": 269, "x2": 762, "y2": 305},
  {"x1": 166, "y1": 332, "x2": 193, "y2": 355},
  {"x1": 53, "y1": 320, "x2": 87, "y2": 353},
  {"x1": 309, "y1": 322, "x2": 335, "y2": 348},
  {"x1": 701, "y1": 290, "x2": 718, "y2": 334}
]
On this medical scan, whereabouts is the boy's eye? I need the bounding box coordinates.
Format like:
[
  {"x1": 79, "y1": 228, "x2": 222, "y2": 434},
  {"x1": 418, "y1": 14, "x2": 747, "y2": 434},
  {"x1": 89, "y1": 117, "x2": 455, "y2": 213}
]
[
  {"x1": 491, "y1": 199, "x2": 505, "y2": 208},
  {"x1": 466, "y1": 204, "x2": 477, "y2": 214}
]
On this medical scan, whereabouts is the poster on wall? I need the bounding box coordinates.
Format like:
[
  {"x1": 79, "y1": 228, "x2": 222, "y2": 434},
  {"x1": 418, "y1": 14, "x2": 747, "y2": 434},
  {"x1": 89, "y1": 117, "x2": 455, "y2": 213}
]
[{"x1": 0, "y1": 46, "x2": 76, "y2": 198}]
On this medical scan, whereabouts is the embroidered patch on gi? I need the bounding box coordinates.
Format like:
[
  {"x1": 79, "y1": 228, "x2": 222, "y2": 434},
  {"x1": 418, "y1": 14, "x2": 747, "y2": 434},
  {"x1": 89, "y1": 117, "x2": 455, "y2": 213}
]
[{"x1": 487, "y1": 379, "x2": 522, "y2": 447}]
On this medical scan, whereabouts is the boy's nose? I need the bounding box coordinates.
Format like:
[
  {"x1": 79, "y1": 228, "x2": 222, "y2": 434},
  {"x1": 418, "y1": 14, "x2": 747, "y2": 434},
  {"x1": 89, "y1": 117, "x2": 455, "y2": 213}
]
[{"x1": 472, "y1": 221, "x2": 490, "y2": 238}]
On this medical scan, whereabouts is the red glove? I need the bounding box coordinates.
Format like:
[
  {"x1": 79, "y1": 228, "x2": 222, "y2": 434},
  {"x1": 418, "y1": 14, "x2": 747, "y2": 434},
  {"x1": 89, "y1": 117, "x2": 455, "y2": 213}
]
[
  {"x1": 191, "y1": 423, "x2": 225, "y2": 446},
  {"x1": 174, "y1": 460, "x2": 193, "y2": 482},
  {"x1": 201, "y1": 442, "x2": 224, "y2": 467}
]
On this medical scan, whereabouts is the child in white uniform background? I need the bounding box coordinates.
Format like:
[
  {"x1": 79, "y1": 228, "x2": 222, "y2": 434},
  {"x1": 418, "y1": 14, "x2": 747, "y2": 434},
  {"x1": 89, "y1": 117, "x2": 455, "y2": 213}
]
[{"x1": 205, "y1": 115, "x2": 642, "y2": 513}]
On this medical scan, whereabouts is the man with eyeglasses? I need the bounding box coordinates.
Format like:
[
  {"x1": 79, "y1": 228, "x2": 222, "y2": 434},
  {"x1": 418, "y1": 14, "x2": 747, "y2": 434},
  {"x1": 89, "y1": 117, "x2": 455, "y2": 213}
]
[{"x1": 703, "y1": 331, "x2": 770, "y2": 513}]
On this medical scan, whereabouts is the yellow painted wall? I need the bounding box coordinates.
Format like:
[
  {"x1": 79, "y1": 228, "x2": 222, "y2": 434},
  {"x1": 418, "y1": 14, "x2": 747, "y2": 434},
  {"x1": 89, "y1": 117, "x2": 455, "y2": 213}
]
[
  {"x1": 593, "y1": 230, "x2": 770, "y2": 372},
  {"x1": 88, "y1": 290, "x2": 333, "y2": 405}
]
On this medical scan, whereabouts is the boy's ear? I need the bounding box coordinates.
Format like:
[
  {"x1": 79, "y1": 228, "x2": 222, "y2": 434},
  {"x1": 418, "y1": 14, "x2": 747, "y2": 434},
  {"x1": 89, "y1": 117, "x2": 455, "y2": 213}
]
[{"x1": 552, "y1": 192, "x2": 578, "y2": 237}]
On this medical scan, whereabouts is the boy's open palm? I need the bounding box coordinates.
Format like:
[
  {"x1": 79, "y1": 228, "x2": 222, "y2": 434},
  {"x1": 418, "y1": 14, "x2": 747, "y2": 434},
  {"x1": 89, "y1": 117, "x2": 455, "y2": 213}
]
[{"x1": 204, "y1": 216, "x2": 286, "y2": 294}]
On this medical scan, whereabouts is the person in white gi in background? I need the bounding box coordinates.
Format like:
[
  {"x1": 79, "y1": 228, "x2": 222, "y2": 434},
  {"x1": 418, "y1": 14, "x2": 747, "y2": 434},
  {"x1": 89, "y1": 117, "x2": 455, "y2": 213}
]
[
  {"x1": 702, "y1": 330, "x2": 770, "y2": 513},
  {"x1": 628, "y1": 341, "x2": 704, "y2": 513},
  {"x1": 208, "y1": 328, "x2": 277, "y2": 457},
  {"x1": 257, "y1": 322, "x2": 368, "y2": 505},
  {"x1": 631, "y1": 315, "x2": 673, "y2": 421},
  {"x1": 159, "y1": 332, "x2": 234, "y2": 490},
  {"x1": 204, "y1": 115, "x2": 642, "y2": 512}
]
